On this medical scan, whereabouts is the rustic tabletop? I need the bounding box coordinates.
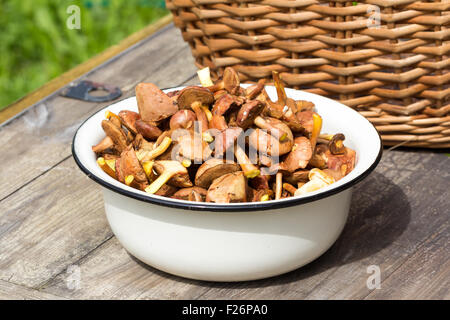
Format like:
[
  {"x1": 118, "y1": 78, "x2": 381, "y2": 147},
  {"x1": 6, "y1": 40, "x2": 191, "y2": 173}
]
[{"x1": 0, "y1": 24, "x2": 448, "y2": 300}]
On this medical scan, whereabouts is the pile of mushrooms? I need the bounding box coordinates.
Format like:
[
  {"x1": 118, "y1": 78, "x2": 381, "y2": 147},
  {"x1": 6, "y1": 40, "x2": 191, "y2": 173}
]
[{"x1": 93, "y1": 68, "x2": 356, "y2": 203}]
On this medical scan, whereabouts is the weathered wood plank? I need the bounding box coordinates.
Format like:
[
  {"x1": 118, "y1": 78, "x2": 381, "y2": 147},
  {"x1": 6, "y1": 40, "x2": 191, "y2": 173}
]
[
  {"x1": 0, "y1": 280, "x2": 66, "y2": 300},
  {"x1": 366, "y1": 223, "x2": 449, "y2": 300},
  {"x1": 0, "y1": 24, "x2": 196, "y2": 201},
  {"x1": 0, "y1": 157, "x2": 112, "y2": 288},
  {"x1": 40, "y1": 150, "x2": 450, "y2": 299}
]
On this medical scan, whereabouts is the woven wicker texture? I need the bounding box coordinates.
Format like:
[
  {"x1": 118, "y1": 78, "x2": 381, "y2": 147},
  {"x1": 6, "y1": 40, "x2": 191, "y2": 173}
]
[{"x1": 166, "y1": 0, "x2": 450, "y2": 148}]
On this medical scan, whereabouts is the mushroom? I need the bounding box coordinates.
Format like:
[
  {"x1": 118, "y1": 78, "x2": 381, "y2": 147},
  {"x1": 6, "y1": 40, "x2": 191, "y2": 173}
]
[
  {"x1": 135, "y1": 119, "x2": 162, "y2": 140},
  {"x1": 209, "y1": 114, "x2": 228, "y2": 131},
  {"x1": 325, "y1": 147, "x2": 356, "y2": 176},
  {"x1": 92, "y1": 136, "x2": 114, "y2": 153},
  {"x1": 154, "y1": 184, "x2": 178, "y2": 197},
  {"x1": 284, "y1": 169, "x2": 310, "y2": 185},
  {"x1": 236, "y1": 100, "x2": 265, "y2": 129},
  {"x1": 206, "y1": 171, "x2": 248, "y2": 203},
  {"x1": 251, "y1": 189, "x2": 273, "y2": 202},
  {"x1": 234, "y1": 144, "x2": 260, "y2": 178},
  {"x1": 294, "y1": 168, "x2": 335, "y2": 196},
  {"x1": 138, "y1": 136, "x2": 172, "y2": 162},
  {"x1": 101, "y1": 119, "x2": 128, "y2": 153},
  {"x1": 208, "y1": 67, "x2": 240, "y2": 94},
  {"x1": 136, "y1": 83, "x2": 178, "y2": 122},
  {"x1": 145, "y1": 160, "x2": 193, "y2": 194},
  {"x1": 296, "y1": 110, "x2": 314, "y2": 134},
  {"x1": 194, "y1": 158, "x2": 240, "y2": 188},
  {"x1": 212, "y1": 93, "x2": 243, "y2": 116},
  {"x1": 276, "y1": 136, "x2": 312, "y2": 172},
  {"x1": 282, "y1": 182, "x2": 297, "y2": 195},
  {"x1": 175, "y1": 131, "x2": 212, "y2": 163},
  {"x1": 253, "y1": 116, "x2": 290, "y2": 141},
  {"x1": 329, "y1": 133, "x2": 346, "y2": 155},
  {"x1": 249, "y1": 118, "x2": 293, "y2": 156},
  {"x1": 172, "y1": 186, "x2": 208, "y2": 201},
  {"x1": 310, "y1": 113, "x2": 323, "y2": 152},
  {"x1": 97, "y1": 157, "x2": 116, "y2": 179},
  {"x1": 177, "y1": 86, "x2": 214, "y2": 134},
  {"x1": 116, "y1": 147, "x2": 148, "y2": 190},
  {"x1": 250, "y1": 174, "x2": 270, "y2": 190},
  {"x1": 275, "y1": 172, "x2": 283, "y2": 200},
  {"x1": 245, "y1": 78, "x2": 266, "y2": 100},
  {"x1": 118, "y1": 110, "x2": 140, "y2": 134},
  {"x1": 197, "y1": 67, "x2": 214, "y2": 87},
  {"x1": 169, "y1": 109, "x2": 197, "y2": 130},
  {"x1": 213, "y1": 127, "x2": 243, "y2": 157}
]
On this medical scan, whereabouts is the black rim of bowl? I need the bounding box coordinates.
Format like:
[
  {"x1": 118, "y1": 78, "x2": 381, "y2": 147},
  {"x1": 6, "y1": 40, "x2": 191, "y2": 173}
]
[{"x1": 72, "y1": 92, "x2": 383, "y2": 212}]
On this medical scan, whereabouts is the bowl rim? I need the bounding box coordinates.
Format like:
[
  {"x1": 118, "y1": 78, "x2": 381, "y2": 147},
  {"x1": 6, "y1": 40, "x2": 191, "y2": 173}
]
[{"x1": 72, "y1": 86, "x2": 383, "y2": 212}]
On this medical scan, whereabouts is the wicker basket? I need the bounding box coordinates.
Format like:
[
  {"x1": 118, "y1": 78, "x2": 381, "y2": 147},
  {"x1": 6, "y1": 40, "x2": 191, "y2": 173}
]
[{"x1": 166, "y1": 0, "x2": 450, "y2": 148}]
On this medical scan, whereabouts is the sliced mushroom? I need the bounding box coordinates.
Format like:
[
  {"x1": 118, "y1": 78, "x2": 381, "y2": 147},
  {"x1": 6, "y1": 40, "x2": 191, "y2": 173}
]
[
  {"x1": 195, "y1": 158, "x2": 240, "y2": 188},
  {"x1": 118, "y1": 110, "x2": 140, "y2": 134},
  {"x1": 172, "y1": 186, "x2": 207, "y2": 201},
  {"x1": 92, "y1": 136, "x2": 114, "y2": 153},
  {"x1": 206, "y1": 171, "x2": 248, "y2": 203},
  {"x1": 236, "y1": 100, "x2": 265, "y2": 129},
  {"x1": 294, "y1": 168, "x2": 335, "y2": 196},
  {"x1": 145, "y1": 160, "x2": 192, "y2": 194},
  {"x1": 284, "y1": 169, "x2": 310, "y2": 185},
  {"x1": 212, "y1": 93, "x2": 242, "y2": 116},
  {"x1": 101, "y1": 119, "x2": 128, "y2": 153},
  {"x1": 136, "y1": 83, "x2": 178, "y2": 122},
  {"x1": 169, "y1": 109, "x2": 196, "y2": 130},
  {"x1": 135, "y1": 119, "x2": 162, "y2": 140},
  {"x1": 325, "y1": 147, "x2": 356, "y2": 176}
]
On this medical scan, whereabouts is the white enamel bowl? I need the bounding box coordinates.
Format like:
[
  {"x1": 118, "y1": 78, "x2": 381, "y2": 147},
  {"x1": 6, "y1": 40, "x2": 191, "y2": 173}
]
[{"x1": 72, "y1": 85, "x2": 382, "y2": 282}]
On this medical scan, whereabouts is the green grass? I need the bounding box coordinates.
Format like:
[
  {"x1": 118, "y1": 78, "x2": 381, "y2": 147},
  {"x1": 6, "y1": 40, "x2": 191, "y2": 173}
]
[{"x1": 0, "y1": 0, "x2": 167, "y2": 110}]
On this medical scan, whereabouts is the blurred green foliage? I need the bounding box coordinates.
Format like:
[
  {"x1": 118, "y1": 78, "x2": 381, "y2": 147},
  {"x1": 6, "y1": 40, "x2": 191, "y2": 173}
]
[{"x1": 0, "y1": 0, "x2": 167, "y2": 109}]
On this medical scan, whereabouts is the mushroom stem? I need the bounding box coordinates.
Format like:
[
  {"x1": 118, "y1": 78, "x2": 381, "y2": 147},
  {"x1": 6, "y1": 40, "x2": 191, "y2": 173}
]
[
  {"x1": 234, "y1": 145, "x2": 260, "y2": 178},
  {"x1": 142, "y1": 161, "x2": 155, "y2": 180},
  {"x1": 97, "y1": 157, "x2": 116, "y2": 179},
  {"x1": 275, "y1": 172, "x2": 283, "y2": 200},
  {"x1": 191, "y1": 101, "x2": 209, "y2": 133},
  {"x1": 310, "y1": 113, "x2": 322, "y2": 152},
  {"x1": 138, "y1": 137, "x2": 172, "y2": 162},
  {"x1": 254, "y1": 116, "x2": 287, "y2": 141},
  {"x1": 246, "y1": 78, "x2": 266, "y2": 100},
  {"x1": 145, "y1": 171, "x2": 174, "y2": 194},
  {"x1": 272, "y1": 71, "x2": 287, "y2": 106},
  {"x1": 282, "y1": 182, "x2": 297, "y2": 195},
  {"x1": 197, "y1": 67, "x2": 214, "y2": 87}
]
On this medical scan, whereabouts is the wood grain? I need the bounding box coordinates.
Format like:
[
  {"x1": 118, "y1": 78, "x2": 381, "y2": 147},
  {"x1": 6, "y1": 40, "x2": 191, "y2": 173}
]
[{"x1": 0, "y1": 280, "x2": 66, "y2": 300}]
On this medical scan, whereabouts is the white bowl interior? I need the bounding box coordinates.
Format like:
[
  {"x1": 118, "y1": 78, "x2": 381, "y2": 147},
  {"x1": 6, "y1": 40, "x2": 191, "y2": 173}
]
[{"x1": 73, "y1": 85, "x2": 381, "y2": 208}]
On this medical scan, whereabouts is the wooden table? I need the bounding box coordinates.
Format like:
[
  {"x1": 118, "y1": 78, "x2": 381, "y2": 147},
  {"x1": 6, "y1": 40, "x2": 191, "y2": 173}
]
[{"x1": 0, "y1": 24, "x2": 448, "y2": 300}]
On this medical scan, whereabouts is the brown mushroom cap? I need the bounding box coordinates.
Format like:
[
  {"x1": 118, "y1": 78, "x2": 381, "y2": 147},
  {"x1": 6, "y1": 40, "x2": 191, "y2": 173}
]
[
  {"x1": 206, "y1": 171, "x2": 248, "y2": 203},
  {"x1": 213, "y1": 127, "x2": 243, "y2": 157},
  {"x1": 223, "y1": 67, "x2": 240, "y2": 93},
  {"x1": 170, "y1": 109, "x2": 196, "y2": 130},
  {"x1": 136, "y1": 83, "x2": 178, "y2": 122},
  {"x1": 118, "y1": 110, "x2": 141, "y2": 134},
  {"x1": 172, "y1": 186, "x2": 208, "y2": 201},
  {"x1": 329, "y1": 133, "x2": 346, "y2": 155},
  {"x1": 101, "y1": 119, "x2": 128, "y2": 153},
  {"x1": 153, "y1": 160, "x2": 193, "y2": 188},
  {"x1": 118, "y1": 147, "x2": 148, "y2": 184},
  {"x1": 92, "y1": 136, "x2": 114, "y2": 153},
  {"x1": 135, "y1": 119, "x2": 162, "y2": 140},
  {"x1": 212, "y1": 93, "x2": 242, "y2": 116},
  {"x1": 177, "y1": 86, "x2": 214, "y2": 110},
  {"x1": 195, "y1": 158, "x2": 241, "y2": 188},
  {"x1": 236, "y1": 100, "x2": 265, "y2": 129}
]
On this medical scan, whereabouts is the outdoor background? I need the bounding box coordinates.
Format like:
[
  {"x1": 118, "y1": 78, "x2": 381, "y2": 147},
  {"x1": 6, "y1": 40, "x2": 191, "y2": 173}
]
[{"x1": 0, "y1": 0, "x2": 167, "y2": 110}]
